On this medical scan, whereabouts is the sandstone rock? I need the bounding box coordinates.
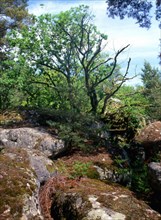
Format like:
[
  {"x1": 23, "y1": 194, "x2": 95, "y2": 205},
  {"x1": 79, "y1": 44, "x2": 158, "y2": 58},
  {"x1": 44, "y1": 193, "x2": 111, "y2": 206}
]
[
  {"x1": 85, "y1": 195, "x2": 126, "y2": 220},
  {"x1": 93, "y1": 164, "x2": 131, "y2": 186},
  {"x1": 148, "y1": 162, "x2": 161, "y2": 192},
  {"x1": 26, "y1": 149, "x2": 56, "y2": 185},
  {"x1": 0, "y1": 147, "x2": 44, "y2": 220},
  {"x1": 39, "y1": 175, "x2": 161, "y2": 220},
  {"x1": 136, "y1": 121, "x2": 161, "y2": 146},
  {"x1": 148, "y1": 162, "x2": 161, "y2": 214},
  {"x1": 135, "y1": 121, "x2": 161, "y2": 160},
  {"x1": 0, "y1": 127, "x2": 65, "y2": 158}
]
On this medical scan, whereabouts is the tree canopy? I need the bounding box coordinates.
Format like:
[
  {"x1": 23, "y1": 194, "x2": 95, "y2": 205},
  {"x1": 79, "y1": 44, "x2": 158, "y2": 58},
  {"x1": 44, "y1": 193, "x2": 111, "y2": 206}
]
[{"x1": 7, "y1": 5, "x2": 131, "y2": 114}]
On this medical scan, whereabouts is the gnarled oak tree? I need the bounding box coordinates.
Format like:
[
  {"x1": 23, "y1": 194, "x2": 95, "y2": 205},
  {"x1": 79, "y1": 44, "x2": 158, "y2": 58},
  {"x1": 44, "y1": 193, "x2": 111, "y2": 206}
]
[{"x1": 7, "y1": 5, "x2": 131, "y2": 113}]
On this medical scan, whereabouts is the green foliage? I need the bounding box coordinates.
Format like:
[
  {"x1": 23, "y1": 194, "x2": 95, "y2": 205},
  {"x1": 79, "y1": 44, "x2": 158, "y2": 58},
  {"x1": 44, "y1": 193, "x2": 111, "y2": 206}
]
[
  {"x1": 71, "y1": 161, "x2": 92, "y2": 178},
  {"x1": 0, "y1": 61, "x2": 21, "y2": 109},
  {"x1": 131, "y1": 161, "x2": 151, "y2": 194},
  {"x1": 141, "y1": 62, "x2": 161, "y2": 120},
  {"x1": 0, "y1": 0, "x2": 30, "y2": 61},
  {"x1": 46, "y1": 111, "x2": 101, "y2": 152},
  {"x1": 114, "y1": 151, "x2": 151, "y2": 194},
  {"x1": 102, "y1": 85, "x2": 148, "y2": 142},
  {"x1": 70, "y1": 160, "x2": 99, "y2": 179},
  {"x1": 6, "y1": 5, "x2": 130, "y2": 114}
]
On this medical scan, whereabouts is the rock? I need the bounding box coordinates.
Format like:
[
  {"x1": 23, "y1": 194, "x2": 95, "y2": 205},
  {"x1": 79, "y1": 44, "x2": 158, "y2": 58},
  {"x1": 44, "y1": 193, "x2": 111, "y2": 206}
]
[
  {"x1": 0, "y1": 147, "x2": 44, "y2": 219},
  {"x1": 135, "y1": 121, "x2": 161, "y2": 160},
  {"x1": 93, "y1": 164, "x2": 131, "y2": 186},
  {"x1": 148, "y1": 162, "x2": 161, "y2": 214},
  {"x1": 136, "y1": 121, "x2": 161, "y2": 146},
  {"x1": 39, "y1": 175, "x2": 161, "y2": 220},
  {"x1": 148, "y1": 162, "x2": 161, "y2": 192},
  {"x1": 85, "y1": 195, "x2": 126, "y2": 220},
  {"x1": 0, "y1": 127, "x2": 65, "y2": 158},
  {"x1": 26, "y1": 149, "x2": 56, "y2": 185}
]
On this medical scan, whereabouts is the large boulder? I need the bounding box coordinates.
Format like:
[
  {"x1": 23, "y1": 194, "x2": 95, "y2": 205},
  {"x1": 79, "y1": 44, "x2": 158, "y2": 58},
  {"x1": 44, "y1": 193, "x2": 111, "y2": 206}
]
[
  {"x1": 136, "y1": 121, "x2": 161, "y2": 146},
  {"x1": 148, "y1": 162, "x2": 161, "y2": 213},
  {"x1": 0, "y1": 127, "x2": 65, "y2": 158},
  {"x1": 135, "y1": 121, "x2": 161, "y2": 160},
  {"x1": 148, "y1": 162, "x2": 161, "y2": 192},
  {"x1": 0, "y1": 147, "x2": 44, "y2": 219},
  {"x1": 39, "y1": 175, "x2": 161, "y2": 220}
]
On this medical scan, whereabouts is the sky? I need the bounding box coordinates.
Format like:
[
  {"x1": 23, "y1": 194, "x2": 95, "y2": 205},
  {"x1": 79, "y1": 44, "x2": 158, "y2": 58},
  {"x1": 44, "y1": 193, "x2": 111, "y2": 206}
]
[{"x1": 28, "y1": 0, "x2": 161, "y2": 85}]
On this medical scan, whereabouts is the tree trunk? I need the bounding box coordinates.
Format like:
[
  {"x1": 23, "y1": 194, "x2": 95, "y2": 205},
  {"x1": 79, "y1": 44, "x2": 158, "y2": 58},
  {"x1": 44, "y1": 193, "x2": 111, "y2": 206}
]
[{"x1": 89, "y1": 89, "x2": 98, "y2": 114}]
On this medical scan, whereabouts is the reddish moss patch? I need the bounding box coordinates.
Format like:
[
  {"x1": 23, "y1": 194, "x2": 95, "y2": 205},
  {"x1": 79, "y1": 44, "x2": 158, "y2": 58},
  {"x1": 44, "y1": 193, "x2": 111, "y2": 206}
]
[
  {"x1": 39, "y1": 176, "x2": 161, "y2": 220},
  {"x1": 59, "y1": 148, "x2": 113, "y2": 165}
]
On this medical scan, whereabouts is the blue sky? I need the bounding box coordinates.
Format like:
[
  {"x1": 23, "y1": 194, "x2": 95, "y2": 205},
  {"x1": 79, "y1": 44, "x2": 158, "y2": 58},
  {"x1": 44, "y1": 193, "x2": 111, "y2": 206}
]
[{"x1": 28, "y1": 0, "x2": 160, "y2": 85}]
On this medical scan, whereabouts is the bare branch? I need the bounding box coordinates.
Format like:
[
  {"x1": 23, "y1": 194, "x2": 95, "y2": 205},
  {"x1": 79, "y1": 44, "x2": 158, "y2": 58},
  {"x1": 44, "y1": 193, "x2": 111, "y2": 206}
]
[
  {"x1": 101, "y1": 57, "x2": 131, "y2": 114},
  {"x1": 94, "y1": 44, "x2": 130, "y2": 87},
  {"x1": 89, "y1": 57, "x2": 112, "y2": 74}
]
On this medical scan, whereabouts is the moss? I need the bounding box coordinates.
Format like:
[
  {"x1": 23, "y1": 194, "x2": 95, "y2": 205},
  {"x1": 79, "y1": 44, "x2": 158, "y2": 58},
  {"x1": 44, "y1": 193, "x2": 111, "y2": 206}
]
[
  {"x1": 53, "y1": 159, "x2": 107, "y2": 180},
  {"x1": 40, "y1": 174, "x2": 161, "y2": 220},
  {"x1": 86, "y1": 166, "x2": 100, "y2": 179},
  {"x1": 46, "y1": 163, "x2": 57, "y2": 174},
  {"x1": 0, "y1": 111, "x2": 23, "y2": 126},
  {"x1": 94, "y1": 161, "x2": 116, "y2": 171},
  {"x1": 0, "y1": 147, "x2": 37, "y2": 219},
  {"x1": 53, "y1": 160, "x2": 71, "y2": 176}
]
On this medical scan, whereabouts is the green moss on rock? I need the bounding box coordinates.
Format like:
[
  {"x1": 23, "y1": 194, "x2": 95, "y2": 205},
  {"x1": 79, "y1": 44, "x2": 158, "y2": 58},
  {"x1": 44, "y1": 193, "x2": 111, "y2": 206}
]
[
  {"x1": 40, "y1": 176, "x2": 161, "y2": 220},
  {"x1": 0, "y1": 147, "x2": 37, "y2": 219}
]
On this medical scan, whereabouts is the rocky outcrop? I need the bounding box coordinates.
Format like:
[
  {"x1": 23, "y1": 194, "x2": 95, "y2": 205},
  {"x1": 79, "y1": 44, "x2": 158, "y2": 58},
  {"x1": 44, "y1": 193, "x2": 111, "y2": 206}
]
[
  {"x1": 0, "y1": 127, "x2": 65, "y2": 158},
  {"x1": 0, "y1": 126, "x2": 161, "y2": 219},
  {"x1": 0, "y1": 147, "x2": 44, "y2": 219},
  {"x1": 39, "y1": 175, "x2": 161, "y2": 220},
  {"x1": 148, "y1": 162, "x2": 161, "y2": 192},
  {"x1": 0, "y1": 127, "x2": 64, "y2": 219}
]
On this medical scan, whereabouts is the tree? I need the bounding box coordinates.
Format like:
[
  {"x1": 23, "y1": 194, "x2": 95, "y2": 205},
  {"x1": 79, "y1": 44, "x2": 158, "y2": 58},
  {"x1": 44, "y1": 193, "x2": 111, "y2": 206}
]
[
  {"x1": 0, "y1": 0, "x2": 29, "y2": 61},
  {"x1": 7, "y1": 5, "x2": 131, "y2": 114},
  {"x1": 141, "y1": 62, "x2": 161, "y2": 119}
]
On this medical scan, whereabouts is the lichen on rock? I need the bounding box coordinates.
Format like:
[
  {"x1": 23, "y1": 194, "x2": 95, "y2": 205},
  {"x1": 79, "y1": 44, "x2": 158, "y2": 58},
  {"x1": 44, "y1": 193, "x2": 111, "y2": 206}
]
[
  {"x1": 0, "y1": 147, "x2": 43, "y2": 219},
  {"x1": 0, "y1": 127, "x2": 65, "y2": 158},
  {"x1": 39, "y1": 175, "x2": 161, "y2": 220},
  {"x1": 86, "y1": 195, "x2": 126, "y2": 220}
]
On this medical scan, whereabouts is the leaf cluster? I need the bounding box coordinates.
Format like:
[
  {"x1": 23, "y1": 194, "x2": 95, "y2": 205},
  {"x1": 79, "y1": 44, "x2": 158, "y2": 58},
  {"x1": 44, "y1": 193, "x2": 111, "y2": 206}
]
[{"x1": 141, "y1": 62, "x2": 161, "y2": 120}]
